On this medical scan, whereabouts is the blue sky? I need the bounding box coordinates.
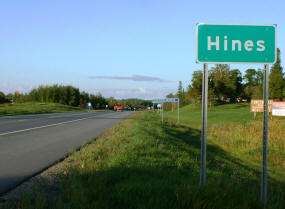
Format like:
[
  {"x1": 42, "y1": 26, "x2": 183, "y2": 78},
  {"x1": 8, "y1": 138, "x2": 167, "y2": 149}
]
[{"x1": 1, "y1": 0, "x2": 284, "y2": 99}]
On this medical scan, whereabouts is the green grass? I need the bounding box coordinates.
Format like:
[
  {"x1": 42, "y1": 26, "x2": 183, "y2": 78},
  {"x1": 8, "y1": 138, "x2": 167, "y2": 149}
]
[
  {"x1": 10, "y1": 104, "x2": 285, "y2": 209},
  {"x1": 0, "y1": 103, "x2": 86, "y2": 116},
  {"x1": 166, "y1": 103, "x2": 285, "y2": 180},
  {"x1": 164, "y1": 103, "x2": 253, "y2": 128}
]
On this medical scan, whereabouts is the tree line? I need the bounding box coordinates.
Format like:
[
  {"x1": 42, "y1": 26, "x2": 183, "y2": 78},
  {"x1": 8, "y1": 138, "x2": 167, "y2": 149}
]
[
  {"x1": 1, "y1": 48, "x2": 283, "y2": 109},
  {"x1": 0, "y1": 85, "x2": 151, "y2": 110},
  {"x1": 171, "y1": 48, "x2": 284, "y2": 106}
]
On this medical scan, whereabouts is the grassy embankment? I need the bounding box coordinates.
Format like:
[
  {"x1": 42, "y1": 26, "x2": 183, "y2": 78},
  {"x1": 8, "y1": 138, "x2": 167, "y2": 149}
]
[
  {"x1": 0, "y1": 103, "x2": 85, "y2": 116},
  {"x1": 9, "y1": 104, "x2": 285, "y2": 209},
  {"x1": 166, "y1": 104, "x2": 285, "y2": 181}
]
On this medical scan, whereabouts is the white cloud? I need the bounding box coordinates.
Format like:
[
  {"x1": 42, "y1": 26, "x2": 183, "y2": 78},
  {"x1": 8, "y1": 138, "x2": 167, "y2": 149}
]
[
  {"x1": 89, "y1": 74, "x2": 171, "y2": 83},
  {"x1": 139, "y1": 88, "x2": 146, "y2": 94},
  {"x1": 85, "y1": 87, "x2": 176, "y2": 99},
  {"x1": 0, "y1": 82, "x2": 35, "y2": 94}
]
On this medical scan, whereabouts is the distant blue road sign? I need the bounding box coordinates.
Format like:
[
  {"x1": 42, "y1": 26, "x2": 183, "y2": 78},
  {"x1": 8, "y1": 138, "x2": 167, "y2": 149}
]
[
  {"x1": 152, "y1": 98, "x2": 179, "y2": 103},
  {"x1": 164, "y1": 98, "x2": 179, "y2": 102},
  {"x1": 152, "y1": 100, "x2": 163, "y2": 103}
]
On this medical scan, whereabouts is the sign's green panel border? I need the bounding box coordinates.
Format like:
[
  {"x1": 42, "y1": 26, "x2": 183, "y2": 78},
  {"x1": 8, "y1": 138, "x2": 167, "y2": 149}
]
[{"x1": 196, "y1": 23, "x2": 277, "y2": 64}]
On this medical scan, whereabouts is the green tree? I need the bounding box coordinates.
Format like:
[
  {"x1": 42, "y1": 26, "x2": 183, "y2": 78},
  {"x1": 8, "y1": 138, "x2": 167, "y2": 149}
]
[
  {"x1": 166, "y1": 93, "x2": 174, "y2": 98},
  {"x1": 229, "y1": 69, "x2": 243, "y2": 100},
  {"x1": 27, "y1": 85, "x2": 81, "y2": 106},
  {"x1": 69, "y1": 87, "x2": 80, "y2": 106},
  {"x1": 177, "y1": 81, "x2": 186, "y2": 106},
  {"x1": 269, "y1": 48, "x2": 284, "y2": 100},
  {"x1": 210, "y1": 64, "x2": 239, "y2": 102},
  {"x1": 14, "y1": 91, "x2": 21, "y2": 103},
  {"x1": 0, "y1": 92, "x2": 7, "y2": 104},
  {"x1": 244, "y1": 69, "x2": 258, "y2": 86},
  {"x1": 80, "y1": 91, "x2": 89, "y2": 108},
  {"x1": 6, "y1": 93, "x2": 13, "y2": 103},
  {"x1": 243, "y1": 69, "x2": 263, "y2": 100},
  {"x1": 188, "y1": 70, "x2": 203, "y2": 103},
  {"x1": 106, "y1": 97, "x2": 117, "y2": 109}
]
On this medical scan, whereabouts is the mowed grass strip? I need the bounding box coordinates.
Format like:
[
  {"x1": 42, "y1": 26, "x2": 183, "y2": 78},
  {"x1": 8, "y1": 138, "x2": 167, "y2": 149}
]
[
  {"x1": 0, "y1": 103, "x2": 85, "y2": 116},
  {"x1": 164, "y1": 103, "x2": 253, "y2": 128},
  {"x1": 11, "y1": 106, "x2": 285, "y2": 209}
]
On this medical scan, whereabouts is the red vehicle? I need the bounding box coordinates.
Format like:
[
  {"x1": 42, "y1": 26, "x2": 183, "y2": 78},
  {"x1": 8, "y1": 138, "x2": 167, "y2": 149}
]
[{"x1": 114, "y1": 104, "x2": 123, "y2": 111}]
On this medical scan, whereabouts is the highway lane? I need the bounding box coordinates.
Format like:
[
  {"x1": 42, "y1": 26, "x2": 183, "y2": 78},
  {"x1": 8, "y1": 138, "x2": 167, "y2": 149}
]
[
  {"x1": 0, "y1": 112, "x2": 102, "y2": 135},
  {"x1": 0, "y1": 111, "x2": 133, "y2": 194}
]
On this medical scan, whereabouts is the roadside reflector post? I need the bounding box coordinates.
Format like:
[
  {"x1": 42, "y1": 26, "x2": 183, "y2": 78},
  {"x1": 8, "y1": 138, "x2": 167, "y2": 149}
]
[
  {"x1": 200, "y1": 63, "x2": 208, "y2": 185},
  {"x1": 261, "y1": 64, "x2": 269, "y2": 205}
]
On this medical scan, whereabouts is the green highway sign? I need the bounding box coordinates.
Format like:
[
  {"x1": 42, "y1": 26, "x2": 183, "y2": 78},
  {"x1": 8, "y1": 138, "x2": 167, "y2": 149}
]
[{"x1": 196, "y1": 23, "x2": 277, "y2": 64}]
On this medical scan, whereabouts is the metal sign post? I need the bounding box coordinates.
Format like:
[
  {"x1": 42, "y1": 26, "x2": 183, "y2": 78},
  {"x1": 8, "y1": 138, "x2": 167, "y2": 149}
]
[
  {"x1": 162, "y1": 102, "x2": 164, "y2": 123},
  {"x1": 177, "y1": 101, "x2": 180, "y2": 123},
  {"x1": 196, "y1": 23, "x2": 277, "y2": 206},
  {"x1": 152, "y1": 99, "x2": 179, "y2": 123},
  {"x1": 261, "y1": 64, "x2": 269, "y2": 205},
  {"x1": 200, "y1": 63, "x2": 208, "y2": 185}
]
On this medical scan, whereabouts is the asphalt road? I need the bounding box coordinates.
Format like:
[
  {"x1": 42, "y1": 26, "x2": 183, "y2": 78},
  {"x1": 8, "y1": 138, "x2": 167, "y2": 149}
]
[{"x1": 0, "y1": 111, "x2": 133, "y2": 194}]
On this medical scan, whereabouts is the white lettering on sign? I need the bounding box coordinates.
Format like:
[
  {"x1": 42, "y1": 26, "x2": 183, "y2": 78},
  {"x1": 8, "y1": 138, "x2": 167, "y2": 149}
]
[
  {"x1": 251, "y1": 99, "x2": 273, "y2": 112},
  {"x1": 244, "y1": 40, "x2": 254, "y2": 51},
  {"x1": 257, "y1": 40, "x2": 265, "y2": 51},
  {"x1": 224, "y1": 36, "x2": 228, "y2": 51},
  {"x1": 207, "y1": 36, "x2": 220, "y2": 50},
  {"x1": 207, "y1": 36, "x2": 266, "y2": 52},
  {"x1": 232, "y1": 40, "x2": 242, "y2": 51}
]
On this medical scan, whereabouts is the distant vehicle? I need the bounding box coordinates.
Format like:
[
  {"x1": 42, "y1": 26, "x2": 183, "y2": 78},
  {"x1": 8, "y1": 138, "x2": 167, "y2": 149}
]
[{"x1": 114, "y1": 104, "x2": 123, "y2": 111}]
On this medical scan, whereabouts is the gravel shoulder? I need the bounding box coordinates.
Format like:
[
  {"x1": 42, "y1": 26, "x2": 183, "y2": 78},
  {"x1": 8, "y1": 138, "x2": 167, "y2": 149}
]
[
  {"x1": 0, "y1": 111, "x2": 135, "y2": 208},
  {"x1": 0, "y1": 154, "x2": 72, "y2": 208}
]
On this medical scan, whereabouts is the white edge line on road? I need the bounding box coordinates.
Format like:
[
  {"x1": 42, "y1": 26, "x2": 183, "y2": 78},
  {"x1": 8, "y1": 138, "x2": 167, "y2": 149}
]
[
  {"x1": 47, "y1": 112, "x2": 96, "y2": 119},
  {"x1": 0, "y1": 114, "x2": 98, "y2": 136},
  {"x1": 0, "y1": 111, "x2": 95, "y2": 119}
]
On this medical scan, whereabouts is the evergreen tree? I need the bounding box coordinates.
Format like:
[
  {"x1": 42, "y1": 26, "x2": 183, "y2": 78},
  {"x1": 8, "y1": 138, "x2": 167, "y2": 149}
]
[
  {"x1": 269, "y1": 48, "x2": 284, "y2": 100},
  {"x1": 177, "y1": 81, "x2": 185, "y2": 105}
]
